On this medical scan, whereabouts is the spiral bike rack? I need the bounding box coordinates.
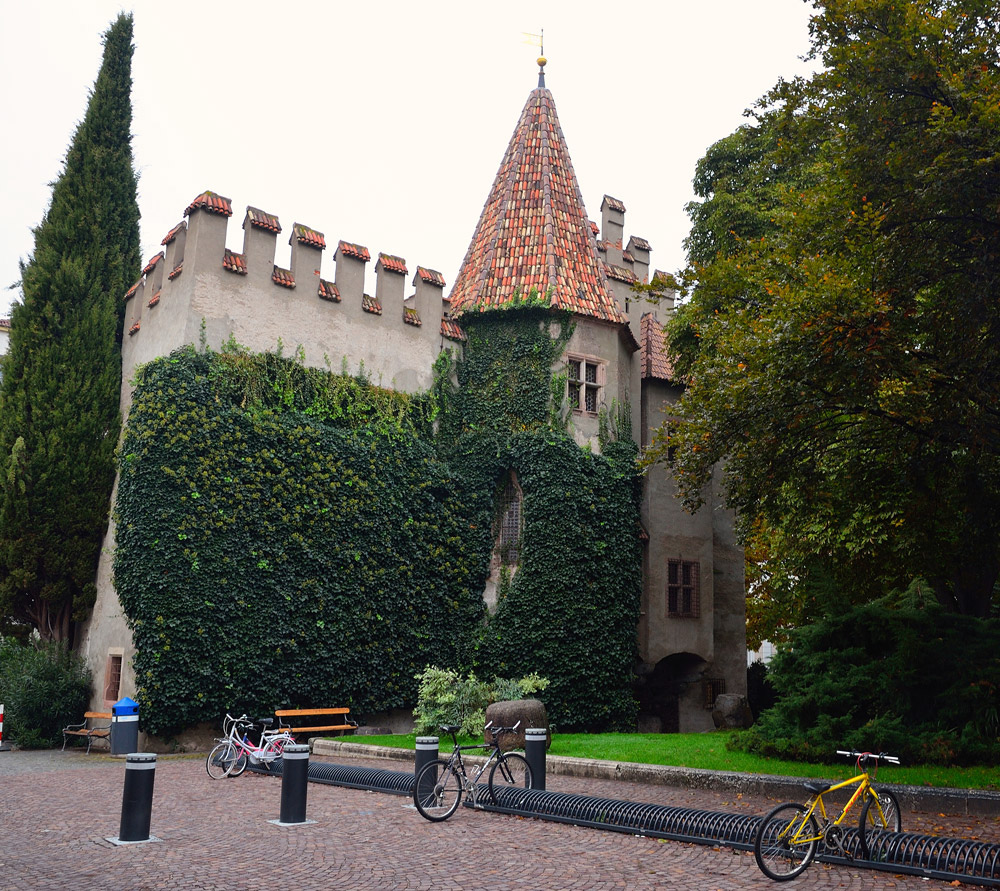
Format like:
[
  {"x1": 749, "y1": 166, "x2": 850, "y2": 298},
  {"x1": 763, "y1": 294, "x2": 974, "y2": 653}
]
[{"x1": 248, "y1": 759, "x2": 1000, "y2": 887}]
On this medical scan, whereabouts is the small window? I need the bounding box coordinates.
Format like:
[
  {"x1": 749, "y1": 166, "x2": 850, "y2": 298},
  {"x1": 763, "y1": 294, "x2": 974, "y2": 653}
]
[
  {"x1": 704, "y1": 677, "x2": 726, "y2": 709},
  {"x1": 667, "y1": 559, "x2": 700, "y2": 618},
  {"x1": 567, "y1": 356, "x2": 602, "y2": 415},
  {"x1": 103, "y1": 652, "x2": 123, "y2": 704},
  {"x1": 491, "y1": 475, "x2": 523, "y2": 571}
]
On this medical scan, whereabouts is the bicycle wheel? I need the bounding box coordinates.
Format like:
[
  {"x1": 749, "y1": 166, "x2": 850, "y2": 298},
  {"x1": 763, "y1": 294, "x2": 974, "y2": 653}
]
[
  {"x1": 413, "y1": 758, "x2": 462, "y2": 822},
  {"x1": 754, "y1": 802, "x2": 819, "y2": 881},
  {"x1": 858, "y1": 788, "x2": 901, "y2": 859},
  {"x1": 206, "y1": 741, "x2": 239, "y2": 779},
  {"x1": 259, "y1": 738, "x2": 286, "y2": 770},
  {"x1": 488, "y1": 752, "x2": 533, "y2": 806}
]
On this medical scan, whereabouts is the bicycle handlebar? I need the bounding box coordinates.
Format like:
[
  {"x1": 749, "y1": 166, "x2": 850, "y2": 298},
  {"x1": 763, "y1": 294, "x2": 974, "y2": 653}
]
[{"x1": 836, "y1": 749, "x2": 900, "y2": 765}]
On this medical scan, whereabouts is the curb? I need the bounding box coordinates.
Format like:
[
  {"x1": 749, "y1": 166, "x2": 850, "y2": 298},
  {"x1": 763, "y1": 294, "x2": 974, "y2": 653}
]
[{"x1": 311, "y1": 738, "x2": 1000, "y2": 817}]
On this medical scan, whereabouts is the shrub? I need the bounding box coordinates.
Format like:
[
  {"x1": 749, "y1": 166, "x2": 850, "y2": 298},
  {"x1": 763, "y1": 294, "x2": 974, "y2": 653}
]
[
  {"x1": 412, "y1": 665, "x2": 549, "y2": 736},
  {"x1": 0, "y1": 638, "x2": 91, "y2": 748},
  {"x1": 736, "y1": 598, "x2": 1000, "y2": 765}
]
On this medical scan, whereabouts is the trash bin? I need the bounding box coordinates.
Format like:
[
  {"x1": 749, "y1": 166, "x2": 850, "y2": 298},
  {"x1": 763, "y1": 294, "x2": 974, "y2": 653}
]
[{"x1": 111, "y1": 697, "x2": 140, "y2": 755}]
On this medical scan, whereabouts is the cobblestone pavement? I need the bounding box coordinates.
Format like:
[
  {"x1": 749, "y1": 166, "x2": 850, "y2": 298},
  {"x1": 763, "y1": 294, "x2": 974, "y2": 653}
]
[{"x1": 1, "y1": 749, "x2": 997, "y2": 890}]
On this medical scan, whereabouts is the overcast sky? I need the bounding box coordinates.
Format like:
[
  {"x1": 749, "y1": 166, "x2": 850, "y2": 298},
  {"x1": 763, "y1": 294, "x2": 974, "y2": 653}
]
[{"x1": 0, "y1": 0, "x2": 817, "y2": 319}]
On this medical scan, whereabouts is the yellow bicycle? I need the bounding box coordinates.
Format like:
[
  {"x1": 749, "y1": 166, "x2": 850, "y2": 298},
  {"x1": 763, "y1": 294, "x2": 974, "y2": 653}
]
[{"x1": 754, "y1": 750, "x2": 902, "y2": 880}]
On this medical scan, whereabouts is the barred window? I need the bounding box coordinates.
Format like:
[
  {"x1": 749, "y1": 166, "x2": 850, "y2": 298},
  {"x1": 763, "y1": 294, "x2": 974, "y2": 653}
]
[
  {"x1": 103, "y1": 652, "x2": 123, "y2": 704},
  {"x1": 667, "y1": 559, "x2": 700, "y2": 618},
  {"x1": 492, "y1": 475, "x2": 523, "y2": 570},
  {"x1": 704, "y1": 677, "x2": 726, "y2": 709},
  {"x1": 567, "y1": 356, "x2": 602, "y2": 414}
]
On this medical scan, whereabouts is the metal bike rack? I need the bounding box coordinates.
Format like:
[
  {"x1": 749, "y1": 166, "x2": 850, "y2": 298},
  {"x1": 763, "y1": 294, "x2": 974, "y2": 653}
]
[{"x1": 247, "y1": 760, "x2": 1000, "y2": 887}]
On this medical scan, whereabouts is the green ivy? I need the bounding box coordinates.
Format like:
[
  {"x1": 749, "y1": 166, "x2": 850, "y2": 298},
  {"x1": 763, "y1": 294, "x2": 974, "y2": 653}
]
[{"x1": 115, "y1": 301, "x2": 642, "y2": 736}]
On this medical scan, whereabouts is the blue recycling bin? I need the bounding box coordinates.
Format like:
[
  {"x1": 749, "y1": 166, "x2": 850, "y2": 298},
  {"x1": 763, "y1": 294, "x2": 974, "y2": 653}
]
[{"x1": 111, "y1": 697, "x2": 140, "y2": 755}]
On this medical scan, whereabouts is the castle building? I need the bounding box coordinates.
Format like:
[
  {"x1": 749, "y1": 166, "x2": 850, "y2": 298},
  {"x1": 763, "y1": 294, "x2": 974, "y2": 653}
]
[{"x1": 80, "y1": 61, "x2": 745, "y2": 734}]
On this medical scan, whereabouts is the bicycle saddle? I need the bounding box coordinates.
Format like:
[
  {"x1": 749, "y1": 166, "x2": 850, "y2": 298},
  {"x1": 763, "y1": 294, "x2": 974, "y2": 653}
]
[
  {"x1": 804, "y1": 781, "x2": 831, "y2": 794},
  {"x1": 439, "y1": 724, "x2": 461, "y2": 734}
]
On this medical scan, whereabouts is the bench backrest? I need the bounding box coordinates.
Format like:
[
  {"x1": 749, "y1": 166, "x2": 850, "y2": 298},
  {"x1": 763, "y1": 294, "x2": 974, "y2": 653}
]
[
  {"x1": 274, "y1": 708, "x2": 349, "y2": 718},
  {"x1": 85, "y1": 712, "x2": 112, "y2": 721}
]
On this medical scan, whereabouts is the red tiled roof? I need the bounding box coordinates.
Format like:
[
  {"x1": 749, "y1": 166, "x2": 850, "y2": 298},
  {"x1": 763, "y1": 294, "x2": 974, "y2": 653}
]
[
  {"x1": 293, "y1": 224, "x2": 325, "y2": 249},
  {"x1": 168, "y1": 263, "x2": 183, "y2": 281},
  {"x1": 448, "y1": 86, "x2": 627, "y2": 325},
  {"x1": 318, "y1": 279, "x2": 340, "y2": 301},
  {"x1": 246, "y1": 207, "x2": 282, "y2": 233},
  {"x1": 640, "y1": 313, "x2": 675, "y2": 381},
  {"x1": 142, "y1": 252, "x2": 164, "y2": 276},
  {"x1": 362, "y1": 294, "x2": 381, "y2": 315},
  {"x1": 124, "y1": 280, "x2": 141, "y2": 301},
  {"x1": 128, "y1": 321, "x2": 140, "y2": 336},
  {"x1": 589, "y1": 220, "x2": 600, "y2": 236},
  {"x1": 147, "y1": 291, "x2": 161, "y2": 308},
  {"x1": 161, "y1": 221, "x2": 186, "y2": 245},
  {"x1": 185, "y1": 191, "x2": 233, "y2": 217},
  {"x1": 403, "y1": 305, "x2": 421, "y2": 326},
  {"x1": 416, "y1": 266, "x2": 446, "y2": 287},
  {"x1": 604, "y1": 262, "x2": 637, "y2": 284},
  {"x1": 440, "y1": 317, "x2": 466, "y2": 341},
  {"x1": 272, "y1": 266, "x2": 295, "y2": 288},
  {"x1": 629, "y1": 235, "x2": 651, "y2": 252},
  {"x1": 622, "y1": 250, "x2": 635, "y2": 264},
  {"x1": 223, "y1": 249, "x2": 247, "y2": 274},
  {"x1": 377, "y1": 253, "x2": 407, "y2": 275},
  {"x1": 602, "y1": 194, "x2": 626, "y2": 213},
  {"x1": 338, "y1": 241, "x2": 371, "y2": 262}
]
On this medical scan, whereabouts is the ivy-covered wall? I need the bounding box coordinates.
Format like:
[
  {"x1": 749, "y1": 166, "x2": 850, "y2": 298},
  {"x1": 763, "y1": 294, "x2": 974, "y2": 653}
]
[{"x1": 115, "y1": 305, "x2": 642, "y2": 736}]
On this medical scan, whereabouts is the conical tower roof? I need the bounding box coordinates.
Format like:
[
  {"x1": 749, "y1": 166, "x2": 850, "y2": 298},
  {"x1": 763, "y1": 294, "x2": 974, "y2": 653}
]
[{"x1": 448, "y1": 76, "x2": 627, "y2": 325}]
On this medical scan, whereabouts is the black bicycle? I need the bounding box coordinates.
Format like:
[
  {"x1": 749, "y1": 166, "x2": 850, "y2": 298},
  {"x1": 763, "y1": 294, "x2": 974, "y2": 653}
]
[{"x1": 413, "y1": 721, "x2": 534, "y2": 821}]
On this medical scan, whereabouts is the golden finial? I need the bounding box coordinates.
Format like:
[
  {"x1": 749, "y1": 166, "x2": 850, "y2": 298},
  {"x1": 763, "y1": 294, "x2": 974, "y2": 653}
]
[{"x1": 522, "y1": 29, "x2": 546, "y2": 87}]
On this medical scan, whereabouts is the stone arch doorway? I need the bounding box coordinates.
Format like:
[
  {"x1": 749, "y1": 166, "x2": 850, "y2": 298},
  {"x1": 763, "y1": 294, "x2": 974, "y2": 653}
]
[{"x1": 637, "y1": 652, "x2": 707, "y2": 733}]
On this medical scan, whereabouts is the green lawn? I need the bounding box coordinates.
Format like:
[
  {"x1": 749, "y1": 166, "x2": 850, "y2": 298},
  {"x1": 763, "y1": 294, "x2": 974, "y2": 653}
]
[{"x1": 338, "y1": 731, "x2": 999, "y2": 791}]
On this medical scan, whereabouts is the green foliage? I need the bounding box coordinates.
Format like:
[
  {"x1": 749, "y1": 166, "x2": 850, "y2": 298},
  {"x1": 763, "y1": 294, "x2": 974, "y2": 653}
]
[
  {"x1": 114, "y1": 348, "x2": 485, "y2": 737},
  {"x1": 0, "y1": 14, "x2": 140, "y2": 644},
  {"x1": 657, "y1": 0, "x2": 1000, "y2": 623},
  {"x1": 737, "y1": 595, "x2": 1000, "y2": 765},
  {"x1": 412, "y1": 664, "x2": 549, "y2": 737},
  {"x1": 0, "y1": 638, "x2": 92, "y2": 748}
]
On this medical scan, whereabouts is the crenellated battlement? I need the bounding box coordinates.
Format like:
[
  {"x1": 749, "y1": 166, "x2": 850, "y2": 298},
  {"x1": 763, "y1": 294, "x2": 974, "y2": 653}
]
[{"x1": 121, "y1": 191, "x2": 458, "y2": 405}]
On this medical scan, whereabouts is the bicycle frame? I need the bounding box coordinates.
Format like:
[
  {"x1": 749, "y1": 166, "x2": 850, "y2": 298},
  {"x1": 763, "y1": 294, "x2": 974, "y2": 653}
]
[
  {"x1": 796, "y1": 773, "x2": 873, "y2": 839},
  {"x1": 222, "y1": 714, "x2": 294, "y2": 764}
]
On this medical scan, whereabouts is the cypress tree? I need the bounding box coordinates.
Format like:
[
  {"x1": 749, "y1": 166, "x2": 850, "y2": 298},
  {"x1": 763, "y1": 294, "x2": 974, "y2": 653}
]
[{"x1": 0, "y1": 14, "x2": 140, "y2": 644}]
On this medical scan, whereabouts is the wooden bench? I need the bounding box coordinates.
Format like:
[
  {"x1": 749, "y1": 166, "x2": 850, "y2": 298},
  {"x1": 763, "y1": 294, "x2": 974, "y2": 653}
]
[
  {"x1": 274, "y1": 707, "x2": 357, "y2": 738},
  {"x1": 62, "y1": 711, "x2": 112, "y2": 754}
]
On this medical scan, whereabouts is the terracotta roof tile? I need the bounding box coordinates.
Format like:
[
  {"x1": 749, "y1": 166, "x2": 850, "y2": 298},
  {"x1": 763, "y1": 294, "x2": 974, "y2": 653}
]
[
  {"x1": 602, "y1": 194, "x2": 626, "y2": 213},
  {"x1": 440, "y1": 317, "x2": 467, "y2": 341},
  {"x1": 629, "y1": 235, "x2": 651, "y2": 252},
  {"x1": 128, "y1": 321, "x2": 141, "y2": 336},
  {"x1": 223, "y1": 249, "x2": 247, "y2": 274},
  {"x1": 147, "y1": 291, "x2": 161, "y2": 308},
  {"x1": 362, "y1": 294, "x2": 381, "y2": 315},
  {"x1": 272, "y1": 266, "x2": 295, "y2": 288},
  {"x1": 377, "y1": 253, "x2": 407, "y2": 275},
  {"x1": 590, "y1": 220, "x2": 600, "y2": 236},
  {"x1": 448, "y1": 87, "x2": 626, "y2": 325},
  {"x1": 293, "y1": 223, "x2": 325, "y2": 249},
  {"x1": 403, "y1": 306, "x2": 422, "y2": 326},
  {"x1": 622, "y1": 250, "x2": 635, "y2": 264},
  {"x1": 185, "y1": 190, "x2": 233, "y2": 217},
  {"x1": 318, "y1": 279, "x2": 340, "y2": 301},
  {"x1": 416, "y1": 266, "x2": 446, "y2": 287},
  {"x1": 124, "y1": 280, "x2": 141, "y2": 301},
  {"x1": 338, "y1": 240, "x2": 371, "y2": 262},
  {"x1": 641, "y1": 313, "x2": 675, "y2": 381},
  {"x1": 246, "y1": 207, "x2": 282, "y2": 233},
  {"x1": 604, "y1": 262, "x2": 637, "y2": 284},
  {"x1": 161, "y1": 221, "x2": 186, "y2": 245},
  {"x1": 142, "y1": 252, "x2": 164, "y2": 276},
  {"x1": 168, "y1": 263, "x2": 183, "y2": 281}
]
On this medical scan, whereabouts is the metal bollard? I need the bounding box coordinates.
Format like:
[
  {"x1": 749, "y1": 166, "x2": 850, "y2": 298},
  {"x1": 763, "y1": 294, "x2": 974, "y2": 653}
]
[
  {"x1": 118, "y1": 753, "x2": 156, "y2": 842},
  {"x1": 525, "y1": 728, "x2": 547, "y2": 791},
  {"x1": 277, "y1": 744, "x2": 310, "y2": 825},
  {"x1": 414, "y1": 736, "x2": 439, "y2": 801}
]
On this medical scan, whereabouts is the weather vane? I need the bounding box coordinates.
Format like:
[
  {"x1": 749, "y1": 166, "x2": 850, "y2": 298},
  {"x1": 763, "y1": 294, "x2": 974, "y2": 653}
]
[{"x1": 522, "y1": 30, "x2": 546, "y2": 86}]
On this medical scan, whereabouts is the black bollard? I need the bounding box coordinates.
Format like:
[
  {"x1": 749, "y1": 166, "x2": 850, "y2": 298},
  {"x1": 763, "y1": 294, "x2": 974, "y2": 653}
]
[
  {"x1": 414, "y1": 736, "x2": 438, "y2": 801},
  {"x1": 525, "y1": 728, "x2": 546, "y2": 791},
  {"x1": 118, "y1": 753, "x2": 156, "y2": 842},
  {"x1": 278, "y1": 744, "x2": 310, "y2": 824}
]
